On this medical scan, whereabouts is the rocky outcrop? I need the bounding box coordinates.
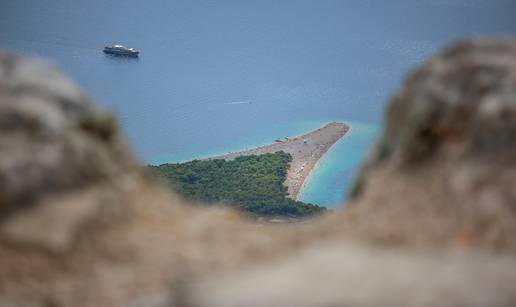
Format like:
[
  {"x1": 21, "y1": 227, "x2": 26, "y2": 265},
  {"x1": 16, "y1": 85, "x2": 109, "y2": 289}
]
[
  {"x1": 0, "y1": 54, "x2": 309, "y2": 306},
  {"x1": 186, "y1": 37, "x2": 516, "y2": 307},
  {"x1": 347, "y1": 38, "x2": 516, "y2": 250},
  {"x1": 0, "y1": 53, "x2": 139, "y2": 253},
  {"x1": 1, "y1": 38, "x2": 516, "y2": 307}
]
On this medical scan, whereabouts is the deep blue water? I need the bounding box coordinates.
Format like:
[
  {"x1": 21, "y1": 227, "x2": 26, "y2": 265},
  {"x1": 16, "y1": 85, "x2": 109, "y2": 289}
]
[{"x1": 1, "y1": 0, "x2": 515, "y2": 207}]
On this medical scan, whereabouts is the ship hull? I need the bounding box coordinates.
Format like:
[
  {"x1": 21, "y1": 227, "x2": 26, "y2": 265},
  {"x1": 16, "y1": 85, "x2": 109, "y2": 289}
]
[{"x1": 103, "y1": 49, "x2": 139, "y2": 57}]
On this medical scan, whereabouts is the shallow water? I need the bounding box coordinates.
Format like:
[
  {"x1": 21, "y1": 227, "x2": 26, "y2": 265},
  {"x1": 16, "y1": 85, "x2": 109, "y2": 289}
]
[
  {"x1": 1, "y1": 0, "x2": 515, "y2": 207},
  {"x1": 151, "y1": 118, "x2": 379, "y2": 207},
  {"x1": 298, "y1": 121, "x2": 380, "y2": 207}
]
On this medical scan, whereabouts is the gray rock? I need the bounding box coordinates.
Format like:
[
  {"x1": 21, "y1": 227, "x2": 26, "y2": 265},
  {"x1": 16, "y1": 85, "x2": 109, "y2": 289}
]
[
  {"x1": 348, "y1": 38, "x2": 516, "y2": 249},
  {"x1": 367, "y1": 38, "x2": 516, "y2": 166},
  {"x1": 0, "y1": 53, "x2": 135, "y2": 220},
  {"x1": 189, "y1": 244, "x2": 516, "y2": 307},
  {"x1": 2, "y1": 38, "x2": 516, "y2": 307}
]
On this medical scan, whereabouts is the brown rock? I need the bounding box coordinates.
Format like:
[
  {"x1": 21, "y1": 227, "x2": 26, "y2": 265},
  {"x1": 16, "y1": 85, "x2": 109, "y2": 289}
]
[
  {"x1": 348, "y1": 38, "x2": 516, "y2": 250},
  {"x1": 1, "y1": 38, "x2": 516, "y2": 307},
  {"x1": 0, "y1": 54, "x2": 135, "y2": 221}
]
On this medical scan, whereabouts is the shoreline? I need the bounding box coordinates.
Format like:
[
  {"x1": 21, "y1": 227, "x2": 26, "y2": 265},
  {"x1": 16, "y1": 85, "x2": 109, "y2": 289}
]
[
  {"x1": 296, "y1": 127, "x2": 348, "y2": 201},
  {"x1": 208, "y1": 122, "x2": 349, "y2": 200}
]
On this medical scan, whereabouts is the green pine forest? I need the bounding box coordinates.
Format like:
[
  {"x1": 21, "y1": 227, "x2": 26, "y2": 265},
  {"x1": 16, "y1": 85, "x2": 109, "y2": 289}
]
[{"x1": 148, "y1": 151, "x2": 325, "y2": 217}]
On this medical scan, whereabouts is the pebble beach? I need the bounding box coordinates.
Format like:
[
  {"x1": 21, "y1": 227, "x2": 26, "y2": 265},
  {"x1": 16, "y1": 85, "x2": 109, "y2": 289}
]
[{"x1": 210, "y1": 122, "x2": 349, "y2": 200}]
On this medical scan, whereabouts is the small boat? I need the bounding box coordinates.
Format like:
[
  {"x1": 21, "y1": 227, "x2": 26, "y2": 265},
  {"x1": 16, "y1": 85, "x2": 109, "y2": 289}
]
[{"x1": 103, "y1": 45, "x2": 139, "y2": 57}]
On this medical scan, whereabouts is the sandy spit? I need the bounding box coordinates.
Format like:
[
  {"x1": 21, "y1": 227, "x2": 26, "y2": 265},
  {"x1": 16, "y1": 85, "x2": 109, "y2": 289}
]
[{"x1": 209, "y1": 122, "x2": 349, "y2": 200}]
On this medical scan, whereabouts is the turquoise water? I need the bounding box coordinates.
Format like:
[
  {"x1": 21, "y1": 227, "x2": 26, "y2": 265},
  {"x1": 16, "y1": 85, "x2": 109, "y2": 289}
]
[
  {"x1": 151, "y1": 119, "x2": 380, "y2": 207},
  {"x1": 298, "y1": 121, "x2": 380, "y2": 207},
  {"x1": 2, "y1": 0, "x2": 514, "y2": 207}
]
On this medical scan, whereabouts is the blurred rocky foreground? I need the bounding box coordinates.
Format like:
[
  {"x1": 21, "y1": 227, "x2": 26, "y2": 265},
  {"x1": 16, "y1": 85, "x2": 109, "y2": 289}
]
[{"x1": 1, "y1": 38, "x2": 516, "y2": 307}]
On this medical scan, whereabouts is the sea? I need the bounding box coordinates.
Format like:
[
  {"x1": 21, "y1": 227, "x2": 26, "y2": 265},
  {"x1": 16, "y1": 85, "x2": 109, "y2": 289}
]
[{"x1": 1, "y1": 0, "x2": 515, "y2": 207}]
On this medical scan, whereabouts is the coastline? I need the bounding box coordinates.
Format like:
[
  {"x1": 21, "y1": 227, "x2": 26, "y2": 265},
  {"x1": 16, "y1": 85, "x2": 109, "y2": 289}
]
[{"x1": 208, "y1": 122, "x2": 349, "y2": 200}]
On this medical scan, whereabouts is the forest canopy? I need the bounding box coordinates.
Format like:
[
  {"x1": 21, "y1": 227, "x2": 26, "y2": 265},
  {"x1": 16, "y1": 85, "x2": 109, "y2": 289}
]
[{"x1": 148, "y1": 151, "x2": 325, "y2": 217}]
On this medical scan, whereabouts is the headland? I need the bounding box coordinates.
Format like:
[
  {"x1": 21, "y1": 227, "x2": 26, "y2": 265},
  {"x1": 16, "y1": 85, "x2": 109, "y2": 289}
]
[{"x1": 209, "y1": 122, "x2": 349, "y2": 200}]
